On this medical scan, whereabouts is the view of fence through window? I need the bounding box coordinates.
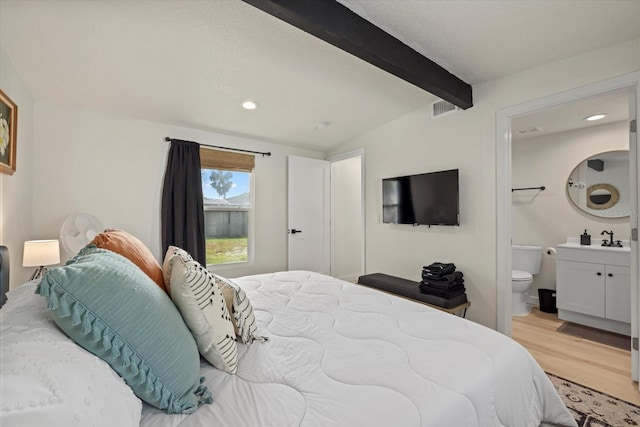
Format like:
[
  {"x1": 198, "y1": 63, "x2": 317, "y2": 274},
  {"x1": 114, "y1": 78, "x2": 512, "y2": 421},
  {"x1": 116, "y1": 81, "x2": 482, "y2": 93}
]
[{"x1": 201, "y1": 168, "x2": 251, "y2": 265}]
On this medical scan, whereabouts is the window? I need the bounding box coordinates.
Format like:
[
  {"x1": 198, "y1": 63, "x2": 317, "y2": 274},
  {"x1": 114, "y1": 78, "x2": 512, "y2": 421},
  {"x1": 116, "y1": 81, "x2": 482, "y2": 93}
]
[{"x1": 200, "y1": 148, "x2": 254, "y2": 266}]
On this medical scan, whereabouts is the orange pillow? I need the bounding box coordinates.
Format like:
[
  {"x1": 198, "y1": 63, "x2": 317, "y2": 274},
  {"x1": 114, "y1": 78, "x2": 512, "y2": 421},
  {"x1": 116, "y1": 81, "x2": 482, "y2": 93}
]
[{"x1": 90, "y1": 229, "x2": 167, "y2": 293}]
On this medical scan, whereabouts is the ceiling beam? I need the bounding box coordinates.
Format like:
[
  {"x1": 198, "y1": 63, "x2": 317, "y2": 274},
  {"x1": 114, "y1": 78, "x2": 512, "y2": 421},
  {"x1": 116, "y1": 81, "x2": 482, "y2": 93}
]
[{"x1": 242, "y1": 0, "x2": 473, "y2": 109}]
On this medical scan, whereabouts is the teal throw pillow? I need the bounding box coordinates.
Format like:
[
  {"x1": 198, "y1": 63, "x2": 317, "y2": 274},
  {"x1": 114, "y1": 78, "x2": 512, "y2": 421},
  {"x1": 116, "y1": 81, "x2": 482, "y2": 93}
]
[{"x1": 35, "y1": 246, "x2": 212, "y2": 414}]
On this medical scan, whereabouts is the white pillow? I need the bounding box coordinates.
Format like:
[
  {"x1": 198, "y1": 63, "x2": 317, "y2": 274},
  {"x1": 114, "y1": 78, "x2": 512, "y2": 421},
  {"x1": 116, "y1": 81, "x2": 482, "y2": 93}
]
[
  {"x1": 167, "y1": 252, "x2": 238, "y2": 373},
  {"x1": 213, "y1": 274, "x2": 266, "y2": 345},
  {"x1": 0, "y1": 283, "x2": 142, "y2": 427},
  {"x1": 162, "y1": 246, "x2": 193, "y2": 294}
]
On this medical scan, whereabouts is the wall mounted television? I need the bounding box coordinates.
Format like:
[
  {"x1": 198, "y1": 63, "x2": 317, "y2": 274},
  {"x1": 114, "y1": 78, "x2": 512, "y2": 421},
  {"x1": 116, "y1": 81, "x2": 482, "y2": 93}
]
[{"x1": 382, "y1": 169, "x2": 459, "y2": 226}]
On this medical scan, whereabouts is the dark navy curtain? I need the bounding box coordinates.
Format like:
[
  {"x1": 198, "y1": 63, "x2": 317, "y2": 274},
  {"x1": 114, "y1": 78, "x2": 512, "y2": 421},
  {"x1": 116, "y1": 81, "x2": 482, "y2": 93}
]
[{"x1": 161, "y1": 140, "x2": 206, "y2": 265}]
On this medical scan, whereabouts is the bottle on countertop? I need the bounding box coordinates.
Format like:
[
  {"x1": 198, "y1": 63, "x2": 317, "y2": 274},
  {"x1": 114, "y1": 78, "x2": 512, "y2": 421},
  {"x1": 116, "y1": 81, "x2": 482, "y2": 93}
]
[{"x1": 580, "y1": 229, "x2": 591, "y2": 245}]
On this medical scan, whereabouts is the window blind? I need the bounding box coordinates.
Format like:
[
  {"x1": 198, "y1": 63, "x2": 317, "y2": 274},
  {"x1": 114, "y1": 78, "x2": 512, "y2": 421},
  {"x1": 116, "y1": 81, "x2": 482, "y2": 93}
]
[{"x1": 200, "y1": 147, "x2": 255, "y2": 172}]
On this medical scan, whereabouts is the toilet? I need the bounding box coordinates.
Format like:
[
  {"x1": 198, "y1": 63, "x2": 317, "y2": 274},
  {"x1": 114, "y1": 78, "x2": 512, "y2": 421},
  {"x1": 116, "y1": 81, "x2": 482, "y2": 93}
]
[{"x1": 512, "y1": 245, "x2": 543, "y2": 316}]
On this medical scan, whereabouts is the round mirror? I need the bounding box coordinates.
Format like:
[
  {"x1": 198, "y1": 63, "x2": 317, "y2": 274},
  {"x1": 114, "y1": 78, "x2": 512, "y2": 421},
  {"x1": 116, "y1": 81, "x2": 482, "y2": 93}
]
[{"x1": 566, "y1": 150, "x2": 629, "y2": 218}]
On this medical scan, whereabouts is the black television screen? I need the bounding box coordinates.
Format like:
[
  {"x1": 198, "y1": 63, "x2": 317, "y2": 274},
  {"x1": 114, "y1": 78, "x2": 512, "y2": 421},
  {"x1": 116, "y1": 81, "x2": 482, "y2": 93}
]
[{"x1": 382, "y1": 169, "x2": 459, "y2": 226}]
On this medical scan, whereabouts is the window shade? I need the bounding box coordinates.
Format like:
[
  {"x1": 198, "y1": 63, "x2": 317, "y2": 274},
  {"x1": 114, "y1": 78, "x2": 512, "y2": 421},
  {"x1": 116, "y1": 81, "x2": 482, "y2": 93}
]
[{"x1": 200, "y1": 147, "x2": 255, "y2": 172}]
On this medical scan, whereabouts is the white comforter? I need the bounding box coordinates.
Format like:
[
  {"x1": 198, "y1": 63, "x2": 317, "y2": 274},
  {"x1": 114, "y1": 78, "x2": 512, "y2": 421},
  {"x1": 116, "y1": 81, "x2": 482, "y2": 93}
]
[{"x1": 141, "y1": 271, "x2": 576, "y2": 427}]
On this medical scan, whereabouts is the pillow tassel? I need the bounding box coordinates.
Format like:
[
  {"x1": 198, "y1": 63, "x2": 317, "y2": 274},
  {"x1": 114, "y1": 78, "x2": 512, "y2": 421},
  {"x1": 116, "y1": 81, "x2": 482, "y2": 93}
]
[
  {"x1": 167, "y1": 399, "x2": 197, "y2": 415},
  {"x1": 236, "y1": 313, "x2": 267, "y2": 344},
  {"x1": 121, "y1": 345, "x2": 133, "y2": 368},
  {"x1": 92, "y1": 319, "x2": 105, "y2": 343},
  {"x1": 102, "y1": 331, "x2": 113, "y2": 352},
  {"x1": 154, "y1": 381, "x2": 163, "y2": 401},
  {"x1": 195, "y1": 378, "x2": 213, "y2": 405},
  {"x1": 168, "y1": 401, "x2": 182, "y2": 415},
  {"x1": 35, "y1": 280, "x2": 49, "y2": 296},
  {"x1": 81, "y1": 312, "x2": 95, "y2": 335},
  {"x1": 138, "y1": 364, "x2": 148, "y2": 385},
  {"x1": 111, "y1": 336, "x2": 123, "y2": 359},
  {"x1": 201, "y1": 392, "x2": 213, "y2": 405},
  {"x1": 249, "y1": 335, "x2": 269, "y2": 344},
  {"x1": 47, "y1": 286, "x2": 59, "y2": 311},
  {"x1": 159, "y1": 387, "x2": 171, "y2": 408},
  {"x1": 129, "y1": 354, "x2": 140, "y2": 377},
  {"x1": 146, "y1": 372, "x2": 157, "y2": 393},
  {"x1": 71, "y1": 302, "x2": 85, "y2": 326},
  {"x1": 58, "y1": 292, "x2": 72, "y2": 318}
]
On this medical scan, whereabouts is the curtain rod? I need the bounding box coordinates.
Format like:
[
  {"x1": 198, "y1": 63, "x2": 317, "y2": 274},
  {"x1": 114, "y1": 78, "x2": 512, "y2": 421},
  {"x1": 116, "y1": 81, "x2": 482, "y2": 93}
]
[
  {"x1": 512, "y1": 186, "x2": 545, "y2": 192},
  {"x1": 164, "y1": 137, "x2": 271, "y2": 157}
]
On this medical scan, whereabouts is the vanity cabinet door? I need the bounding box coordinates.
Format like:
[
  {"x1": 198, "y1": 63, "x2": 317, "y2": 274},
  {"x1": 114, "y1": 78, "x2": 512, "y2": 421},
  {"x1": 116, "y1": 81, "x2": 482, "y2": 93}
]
[
  {"x1": 556, "y1": 260, "x2": 605, "y2": 317},
  {"x1": 605, "y1": 265, "x2": 631, "y2": 323}
]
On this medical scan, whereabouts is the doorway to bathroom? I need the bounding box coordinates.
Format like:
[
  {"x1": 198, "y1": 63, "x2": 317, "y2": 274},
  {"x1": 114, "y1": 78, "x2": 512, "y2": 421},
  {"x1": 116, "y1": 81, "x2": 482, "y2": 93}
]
[
  {"x1": 511, "y1": 89, "x2": 631, "y2": 315},
  {"x1": 496, "y1": 72, "x2": 640, "y2": 385}
]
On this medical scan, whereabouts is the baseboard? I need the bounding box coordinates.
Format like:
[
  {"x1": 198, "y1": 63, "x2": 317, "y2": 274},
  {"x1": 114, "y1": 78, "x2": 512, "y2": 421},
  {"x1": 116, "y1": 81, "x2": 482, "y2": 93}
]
[{"x1": 528, "y1": 295, "x2": 540, "y2": 307}]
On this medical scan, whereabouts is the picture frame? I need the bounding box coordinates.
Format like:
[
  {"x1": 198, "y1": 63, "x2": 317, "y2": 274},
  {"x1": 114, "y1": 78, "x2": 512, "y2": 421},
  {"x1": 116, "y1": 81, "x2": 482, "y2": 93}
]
[{"x1": 0, "y1": 89, "x2": 17, "y2": 175}]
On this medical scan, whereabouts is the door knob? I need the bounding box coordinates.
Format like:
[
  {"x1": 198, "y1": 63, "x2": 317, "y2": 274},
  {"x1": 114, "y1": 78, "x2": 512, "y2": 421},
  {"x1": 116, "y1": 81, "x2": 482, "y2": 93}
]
[{"x1": 290, "y1": 229, "x2": 302, "y2": 234}]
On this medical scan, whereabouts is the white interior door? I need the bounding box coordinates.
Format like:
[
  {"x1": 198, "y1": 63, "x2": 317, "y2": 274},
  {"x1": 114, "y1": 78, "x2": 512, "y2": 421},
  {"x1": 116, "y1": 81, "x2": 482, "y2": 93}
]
[{"x1": 288, "y1": 156, "x2": 330, "y2": 274}]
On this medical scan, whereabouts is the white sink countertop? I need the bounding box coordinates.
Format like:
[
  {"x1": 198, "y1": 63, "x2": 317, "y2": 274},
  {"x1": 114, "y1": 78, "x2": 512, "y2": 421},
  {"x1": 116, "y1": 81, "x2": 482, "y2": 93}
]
[{"x1": 558, "y1": 237, "x2": 630, "y2": 252}]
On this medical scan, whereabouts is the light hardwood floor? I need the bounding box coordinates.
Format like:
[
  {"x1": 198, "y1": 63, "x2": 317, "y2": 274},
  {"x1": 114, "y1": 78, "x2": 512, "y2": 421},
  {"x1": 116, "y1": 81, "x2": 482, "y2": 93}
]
[{"x1": 511, "y1": 308, "x2": 640, "y2": 405}]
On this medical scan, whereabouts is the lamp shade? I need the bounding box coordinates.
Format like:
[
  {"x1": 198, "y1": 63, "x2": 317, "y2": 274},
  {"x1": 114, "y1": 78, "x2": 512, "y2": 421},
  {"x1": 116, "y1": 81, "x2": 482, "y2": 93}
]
[{"x1": 23, "y1": 240, "x2": 61, "y2": 267}]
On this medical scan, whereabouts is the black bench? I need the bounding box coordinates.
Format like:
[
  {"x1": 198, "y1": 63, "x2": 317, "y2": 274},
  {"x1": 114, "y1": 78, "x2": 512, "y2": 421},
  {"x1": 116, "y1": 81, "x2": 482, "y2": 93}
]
[{"x1": 357, "y1": 273, "x2": 470, "y2": 317}]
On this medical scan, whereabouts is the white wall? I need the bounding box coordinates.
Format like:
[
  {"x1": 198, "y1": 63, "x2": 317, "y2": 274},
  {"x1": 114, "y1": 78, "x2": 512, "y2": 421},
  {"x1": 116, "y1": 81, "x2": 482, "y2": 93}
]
[
  {"x1": 328, "y1": 38, "x2": 640, "y2": 329},
  {"x1": 512, "y1": 121, "x2": 630, "y2": 298},
  {"x1": 331, "y1": 155, "x2": 362, "y2": 281},
  {"x1": 31, "y1": 102, "x2": 324, "y2": 279},
  {"x1": 0, "y1": 48, "x2": 34, "y2": 287}
]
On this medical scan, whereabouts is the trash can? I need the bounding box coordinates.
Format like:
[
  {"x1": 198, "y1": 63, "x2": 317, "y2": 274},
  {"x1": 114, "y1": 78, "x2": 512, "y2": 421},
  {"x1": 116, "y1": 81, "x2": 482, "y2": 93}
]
[{"x1": 538, "y1": 288, "x2": 557, "y2": 313}]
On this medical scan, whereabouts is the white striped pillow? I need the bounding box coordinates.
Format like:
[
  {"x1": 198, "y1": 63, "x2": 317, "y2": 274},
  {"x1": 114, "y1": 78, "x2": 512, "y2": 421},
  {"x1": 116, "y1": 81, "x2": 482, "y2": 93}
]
[
  {"x1": 167, "y1": 252, "x2": 238, "y2": 374},
  {"x1": 213, "y1": 274, "x2": 266, "y2": 345}
]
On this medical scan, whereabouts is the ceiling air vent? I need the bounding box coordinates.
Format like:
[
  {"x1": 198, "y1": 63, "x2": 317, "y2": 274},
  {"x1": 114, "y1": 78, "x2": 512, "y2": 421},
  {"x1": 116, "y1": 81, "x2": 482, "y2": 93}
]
[
  {"x1": 514, "y1": 126, "x2": 542, "y2": 135},
  {"x1": 431, "y1": 99, "x2": 460, "y2": 118}
]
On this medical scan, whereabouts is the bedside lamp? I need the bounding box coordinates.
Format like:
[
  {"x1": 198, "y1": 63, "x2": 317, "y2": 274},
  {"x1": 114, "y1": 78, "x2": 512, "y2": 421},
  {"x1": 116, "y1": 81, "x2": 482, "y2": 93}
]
[{"x1": 23, "y1": 240, "x2": 60, "y2": 281}]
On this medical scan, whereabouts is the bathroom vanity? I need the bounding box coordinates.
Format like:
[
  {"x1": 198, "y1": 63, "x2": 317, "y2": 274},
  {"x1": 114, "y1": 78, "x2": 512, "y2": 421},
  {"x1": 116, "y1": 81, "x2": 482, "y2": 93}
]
[{"x1": 556, "y1": 238, "x2": 630, "y2": 335}]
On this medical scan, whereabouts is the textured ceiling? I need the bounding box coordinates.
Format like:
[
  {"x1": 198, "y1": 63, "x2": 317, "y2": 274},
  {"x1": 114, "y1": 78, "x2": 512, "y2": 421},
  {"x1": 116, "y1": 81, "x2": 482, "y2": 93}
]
[
  {"x1": 1, "y1": 0, "x2": 639, "y2": 151},
  {"x1": 337, "y1": 0, "x2": 640, "y2": 84},
  {"x1": 511, "y1": 90, "x2": 630, "y2": 141}
]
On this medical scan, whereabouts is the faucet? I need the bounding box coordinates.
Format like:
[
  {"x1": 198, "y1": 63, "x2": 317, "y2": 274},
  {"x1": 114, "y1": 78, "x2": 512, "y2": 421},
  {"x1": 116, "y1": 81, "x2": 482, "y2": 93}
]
[{"x1": 601, "y1": 230, "x2": 615, "y2": 246}]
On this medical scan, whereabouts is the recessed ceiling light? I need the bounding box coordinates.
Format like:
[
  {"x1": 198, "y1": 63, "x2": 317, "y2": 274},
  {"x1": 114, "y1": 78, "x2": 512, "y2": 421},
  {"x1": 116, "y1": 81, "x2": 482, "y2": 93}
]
[
  {"x1": 242, "y1": 101, "x2": 258, "y2": 110},
  {"x1": 585, "y1": 114, "x2": 606, "y2": 121}
]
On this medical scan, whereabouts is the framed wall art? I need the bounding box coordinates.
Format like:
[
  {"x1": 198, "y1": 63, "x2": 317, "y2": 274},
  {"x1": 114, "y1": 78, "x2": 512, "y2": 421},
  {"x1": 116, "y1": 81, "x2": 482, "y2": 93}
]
[{"x1": 0, "y1": 89, "x2": 17, "y2": 175}]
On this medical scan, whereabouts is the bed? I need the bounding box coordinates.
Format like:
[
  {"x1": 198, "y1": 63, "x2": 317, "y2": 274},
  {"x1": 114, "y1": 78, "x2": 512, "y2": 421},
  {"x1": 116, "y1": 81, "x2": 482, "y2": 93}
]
[{"x1": 0, "y1": 244, "x2": 577, "y2": 427}]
